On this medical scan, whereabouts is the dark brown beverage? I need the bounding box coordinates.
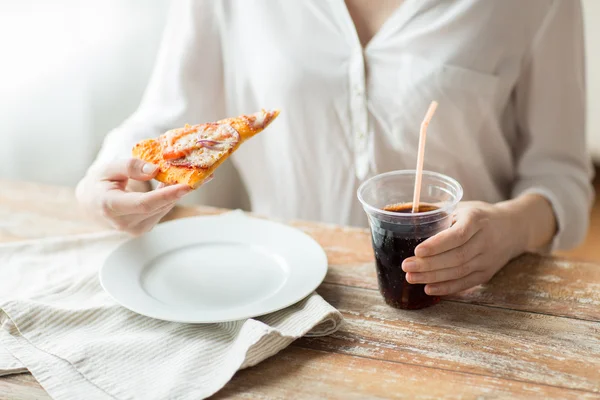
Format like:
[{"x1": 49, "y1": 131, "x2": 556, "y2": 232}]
[{"x1": 370, "y1": 203, "x2": 444, "y2": 310}]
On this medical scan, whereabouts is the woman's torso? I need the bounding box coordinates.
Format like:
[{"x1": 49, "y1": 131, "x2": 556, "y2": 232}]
[{"x1": 215, "y1": 0, "x2": 553, "y2": 226}]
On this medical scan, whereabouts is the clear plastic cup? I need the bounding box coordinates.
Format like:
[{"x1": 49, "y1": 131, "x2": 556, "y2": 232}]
[{"x1": 357, "y1": 170, "x2": 463, "y2": 309}]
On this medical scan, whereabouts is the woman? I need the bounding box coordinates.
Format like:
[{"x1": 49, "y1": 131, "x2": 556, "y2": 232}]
[{"x1": 77, "y1": 0, "x2": 593, "y2": 296}]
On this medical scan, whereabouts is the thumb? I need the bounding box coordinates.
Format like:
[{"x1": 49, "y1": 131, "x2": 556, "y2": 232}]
[{"x1": 99, "y1": 158, "x2": 159, "y2": 182}]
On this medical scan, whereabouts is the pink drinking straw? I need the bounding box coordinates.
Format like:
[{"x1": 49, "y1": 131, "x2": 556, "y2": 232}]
[{"x1": 411, "y1": 101, "x2": 439, "y2": 213}]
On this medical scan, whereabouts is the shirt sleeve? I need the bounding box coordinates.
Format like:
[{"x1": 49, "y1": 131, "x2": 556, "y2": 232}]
[
  {"x1": 512, "y1": 0, "x2": 594, "y2": 252},
  {"x1": 91, "y1": 0, "x2": 224, "y2": 168}
]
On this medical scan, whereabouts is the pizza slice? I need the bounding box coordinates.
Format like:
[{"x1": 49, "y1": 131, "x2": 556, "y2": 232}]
[{"x1": 132, "y1": 109, "x2": 280, "y2": 188}]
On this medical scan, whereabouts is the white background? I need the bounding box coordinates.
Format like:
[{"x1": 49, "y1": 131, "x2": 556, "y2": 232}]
[
  {"x1": 0, "y1": 0, "x2": 246, "y2": 208},
  {"x1": 0, "y1": 1, "x2": 598, "y2": 207}
]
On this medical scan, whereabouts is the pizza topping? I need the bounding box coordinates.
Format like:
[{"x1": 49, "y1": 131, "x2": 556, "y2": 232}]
[
  {"x1": 241, "y1": 110, "x2": 271, "y2": 131},
  {"x1": 160, "y1": 123, "x2": 240, "y2": 168},
  {"x1": 196, "y1": 139, "x2": 224, "y2": 149},
  {"x1": 252, "y1": 111, "x2": 266, "y2": 128}
]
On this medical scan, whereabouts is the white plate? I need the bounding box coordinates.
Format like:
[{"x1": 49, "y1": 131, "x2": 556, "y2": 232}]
[{"x1": 100, "y1": 212, "x2": 328, "y2": 323}]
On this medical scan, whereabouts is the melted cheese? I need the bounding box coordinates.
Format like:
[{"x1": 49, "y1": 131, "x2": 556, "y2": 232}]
[
  {"x1": 161, "y1": 123, "x2": 239, "y2": 168},
  {"x1": 252, "y1": 111, "x2": 266, "y2": 129}
]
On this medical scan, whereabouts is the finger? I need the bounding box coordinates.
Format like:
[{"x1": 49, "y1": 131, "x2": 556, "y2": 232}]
[
  {"x1": 203, "y1": 174, "x2": 215, "y2": 184},
  {"x1": 98, "y1": 158, "x2": 159, "y2": 182},
  {"x1": 145, "y1": 199, "x2": 177, "y2": 217},
  {"x1": 406, "y1": 254, "x2": 484, "y2": 284},
  {"x1": 156, "y1": 181, "x2": 182, "y2": 188},
  {"x1": 415, "y1": 209, "x2": 482, "y2": 257},
  {"x1": 125, "y1": 199, "x2": 178, "y2": 224},
  {"x1": 105, "y1": 213, "x2": 139, "y2": 231},
  {"x1": 403, "y1": 231, "x2": 484, "y2": 272},
  {"x1": 103, "y1": 184, "x2": 190, "y2": 216},
  {"x1": 128, "y1": 203, "x2": 176, "y2": 235},
  {"x1": 106, "y1": 201, "x2": 176, "y2": 232},
  {"x1": 425, "y1": 271, "x2": 490, "y2": 296}
]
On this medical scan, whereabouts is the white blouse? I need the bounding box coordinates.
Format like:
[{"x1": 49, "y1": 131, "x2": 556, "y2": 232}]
[{"x1": 95, "y1": 0, "x2": 593, "y2": 251}]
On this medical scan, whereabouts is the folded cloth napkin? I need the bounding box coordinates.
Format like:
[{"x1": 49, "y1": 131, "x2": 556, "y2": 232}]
[
  {"x1": 0, "y1": 223, "x2": 342, "y2": 399},
  {"x1": 0, "y1": 345, "x2": 25, "y2": 376}
]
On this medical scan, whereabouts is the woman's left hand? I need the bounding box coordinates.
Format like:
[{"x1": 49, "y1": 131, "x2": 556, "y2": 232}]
[{"x1": 401, "y1": 201, "x2": 529, "y2": 296}]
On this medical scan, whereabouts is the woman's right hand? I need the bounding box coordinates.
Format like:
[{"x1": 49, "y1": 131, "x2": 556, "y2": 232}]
[{"x1": 76, "y1": 158, "x2": 192, "y2": 235}]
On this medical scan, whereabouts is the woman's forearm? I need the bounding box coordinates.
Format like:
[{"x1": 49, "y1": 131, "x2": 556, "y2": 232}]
[{"x1": 496, "y1": 193, "x2": 558, "y2": 254}]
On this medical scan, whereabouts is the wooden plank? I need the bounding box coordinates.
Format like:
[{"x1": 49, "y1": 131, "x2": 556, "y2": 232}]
[
  {"x1": 446, "y1": 254, "x2": 600, "y2": 321},
  {"x1": 214, "y1": 347, "x2": 596, "y2": 399},
  {"x1": 3, "y1": 180, "x2": 600, "y2": 323},
  {"x1": 2, "y1": 180, "x2": 600, "y2": 398},
  {"x1": 2, "y1": 347, "x2": 597, "y2": 400},
  {"x1": 317, "y1": 257, "x2": 600, "y2": 322},
  {"x1": 0, "y1": 180, "x2": 104, "y2": 242},
  {"x1": 297, "y1": 284, "x2": 600, "y2": 393},
  {"x1": 289, "y1": 221, "x2": 600, "y2": 321},
  {"x1": 0, "y1": 374, "x2": 49, "y2": 400}
]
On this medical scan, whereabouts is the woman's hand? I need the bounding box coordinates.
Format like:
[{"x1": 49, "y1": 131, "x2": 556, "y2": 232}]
[
  {"x1": 402, "y1": 195, "x2": 557, "y2": 296},
  {"x1": 76, "y1": 158, "x2": 192, "y2": 235}
]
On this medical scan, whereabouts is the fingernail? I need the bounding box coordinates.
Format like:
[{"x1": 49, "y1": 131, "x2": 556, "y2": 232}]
[
  {"x1": 406, "y1": 273, "x2": 417, "y2": 283},
  {"x1": 142, "y1": 163, "x2": 157, "y2": 175},
  {"x1": 402, "y1": 260, "x2": 416, "y2": 272},
  {"x1": 426, "y1": 286, "x2": 438, "y2": 295}
]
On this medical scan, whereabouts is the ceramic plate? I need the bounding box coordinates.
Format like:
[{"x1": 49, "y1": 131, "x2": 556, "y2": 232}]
[{"x1": 100, "y1": 212, "x2": 327, "y2": 323}]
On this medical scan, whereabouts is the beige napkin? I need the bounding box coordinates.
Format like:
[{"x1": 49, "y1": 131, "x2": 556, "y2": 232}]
[{"x1": 0, "y1": 223, "x2": 342, "y2": 399}]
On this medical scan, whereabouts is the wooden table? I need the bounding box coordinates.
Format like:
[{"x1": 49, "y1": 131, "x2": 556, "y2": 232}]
[{"x1": 1, "y1": 180, "x2": 599, "y2": 399}]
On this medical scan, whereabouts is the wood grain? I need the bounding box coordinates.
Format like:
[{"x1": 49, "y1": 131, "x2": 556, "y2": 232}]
[
  {"x1": 299, "y1": 284, "x2": 600, "y2": 392},
  {"x1": 214, "y1": 347, "x2": 597, "y2": 400},
  {"x1": 446, "y1": 254, "x2": 600, "y2": 322},
  {"x1": 316, "y1": 257, "x2": 600, "y2": 323},
  {"x1": 0, "y1": 180, "x2": 104, "y2": 242},
  {"x1": 1, "y1": 349, "x2": 596, "y2": 400},
  {"x1": 2, "y1": 180, "x2": 600, "y2": 399},
  {"x1": 0, "y1": 374, "x2": 49, "y2": 400},
  {"x1": 289, "y1": 221, "x2": 600, "y2": 322}
]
